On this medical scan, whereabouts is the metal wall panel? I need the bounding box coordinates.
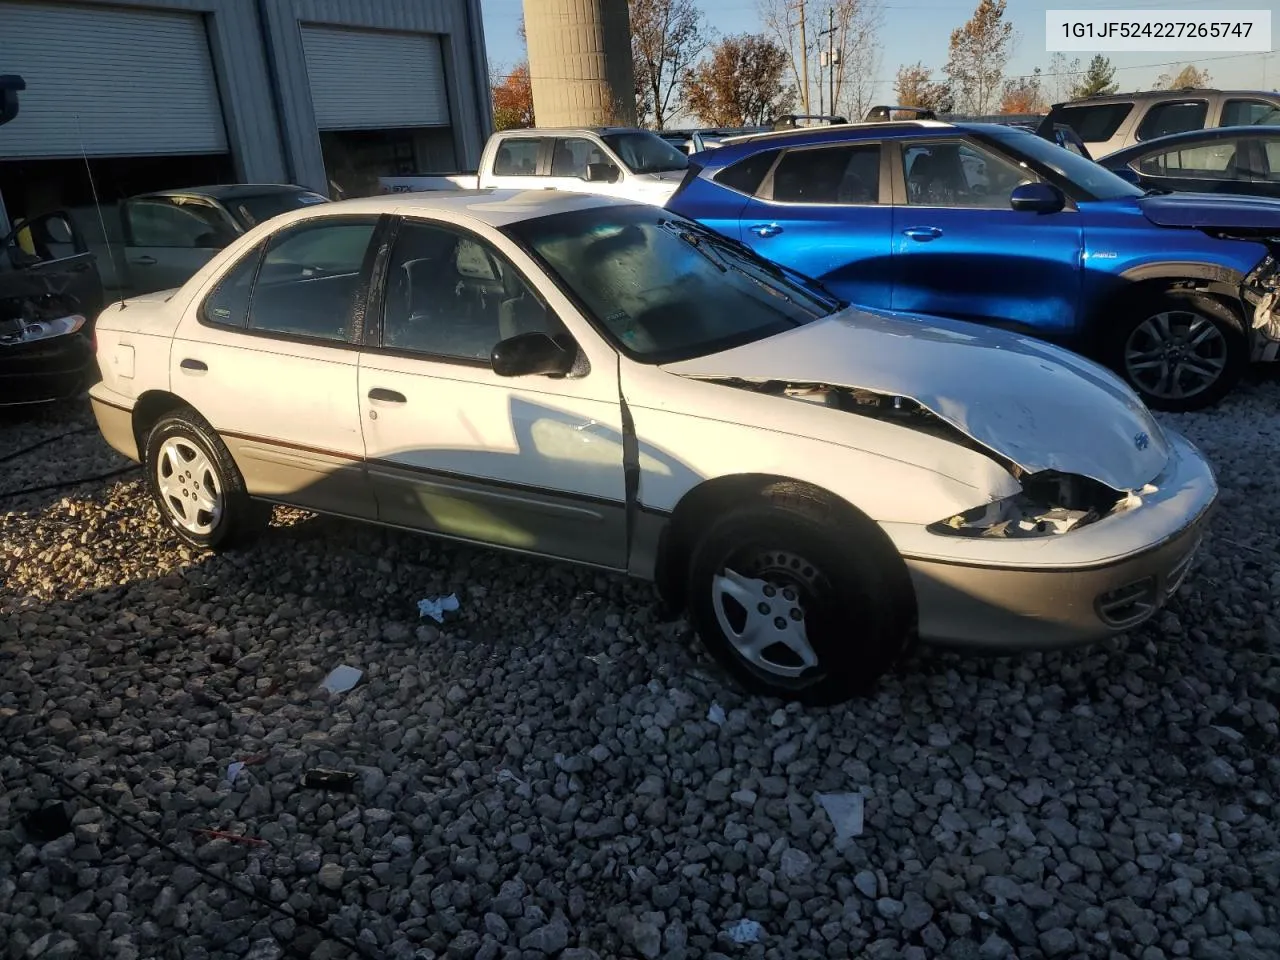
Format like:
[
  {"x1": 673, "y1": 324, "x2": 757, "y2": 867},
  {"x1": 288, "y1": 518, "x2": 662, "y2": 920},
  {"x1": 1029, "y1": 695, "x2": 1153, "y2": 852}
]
[
  {"x1": 300, "y1": 25, "x2": 449, "y2": 130},
  {"x1": 0, "y1": 1, "x2": 227, "y2": 158}
]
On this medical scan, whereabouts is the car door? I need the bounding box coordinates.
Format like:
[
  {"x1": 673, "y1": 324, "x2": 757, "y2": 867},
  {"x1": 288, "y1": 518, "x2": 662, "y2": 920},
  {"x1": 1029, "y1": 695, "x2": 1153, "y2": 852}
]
[
  {"x1": 546, "y1": 136, "x2": 626, "y2": 197},
  {"x1": 484, "y1": 136, "x2": 549, "y2": 190},
  {"x1": 357, "y1": 215, "x2": 628, "y2": 569},
  {"x1": 736, "y1": 141, "x2": 894, "y2": 308},
  {"x1": 122, "y1": 195, "x2": 240, "y2": 295},
  {"x1": 169, "y1": 215, "x2": 378, "y2": 519},
  {"x1": 1256, "y1": 136, "x2": 1280, "y2": 199},
  {"x1": 890, "y1": 137, "x2": 1082, "y2": 339},
  {"x1": 1, "y1": 211, "x2": 104, "y2": 320}
]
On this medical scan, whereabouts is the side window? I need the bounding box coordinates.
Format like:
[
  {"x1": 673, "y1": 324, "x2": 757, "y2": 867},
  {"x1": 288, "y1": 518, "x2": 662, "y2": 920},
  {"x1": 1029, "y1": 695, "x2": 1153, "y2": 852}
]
[
  {"x1": 247, "y1": 218, "x2": 376, "y2": 341},
  {"x1": 492, "y1": 138, "x2": 543, "y2": 176},
  {"x1": 381, "y1": 220, "x2": 564, "y2": 363},
  {"x1": 127, "y1": 199, "x2": 234, "y2": 248},
  {"x1": 1051, "y1": 103, "x2": 1133, "y2": 142},
  {"x1": 1137, "y1": 141, "x2": 1240, "y2": 178},
  {"x1": 201, "y1": 241, "x2": 264, "y2": 328},
  {"x1": 1136, "y1": 100, "x2": 1209, "y2": 141},
  {"x1": 1265, "y1": 139, "x2": 1280, "y2": 180},
  {"x1": 714, "y1": 149, "x2": 780, "y2": 195},
  {"x1": 770, "y1": 144, "x2": 881, "y2": 204},
  {"x1": 1221, "y1": 99, "x2": 1280, "y2": 127},
  {"x1": 551, "y1": 137, "x2": 604, "y2": 178},
  {"x1": 903, "y1": 141, "x2": 1034, "y2": 208}
]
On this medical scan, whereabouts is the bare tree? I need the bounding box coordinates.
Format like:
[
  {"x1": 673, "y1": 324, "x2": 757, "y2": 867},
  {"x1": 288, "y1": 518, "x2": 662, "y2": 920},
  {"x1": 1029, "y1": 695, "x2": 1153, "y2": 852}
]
[
  {"x1": 685, "y1": 33, "x2": 797, "y2": 125},
  {"x1": 944, "y1": 0, "x2": 1012, "y2": 115},
  {"x1": 759, "y1": 0, "x2": 811, "y2": 113},
  {"x1": 826, "y1": 0, "x2": 883, "y2": 122},
  {"x1": 759, "y1": 0, "x2": 882, "y2": 119},
  {"x1": 1045, "y1": 52, "x2": 1081, "y2": 104},
  {"x1": 630, "y1": 0, "x2": 708, "y2": 129}
]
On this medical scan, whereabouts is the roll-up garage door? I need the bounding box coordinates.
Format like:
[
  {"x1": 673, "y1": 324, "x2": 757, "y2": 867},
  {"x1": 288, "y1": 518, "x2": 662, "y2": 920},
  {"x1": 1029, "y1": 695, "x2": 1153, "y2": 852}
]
[
  {"x1": 0, "y1": 2, "x2": 227, "y2": 159},
  {"x1": 301, "y1": 25, "x2": 450, "y2": 131}
]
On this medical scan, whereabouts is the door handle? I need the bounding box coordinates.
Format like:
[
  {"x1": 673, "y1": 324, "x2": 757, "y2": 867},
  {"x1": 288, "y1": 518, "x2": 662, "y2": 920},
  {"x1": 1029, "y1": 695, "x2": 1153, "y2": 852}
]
[
  {"x1": 748, "y1": 223, "x2": 784, "y2": 238},
  {"x1": 902, "y1": 226, "x2": 943, "y2": 242},
  {"x1": 368, "y1": 388, "x2": 406, "y2": 403},
  {"x1": 180, "y1": 358, "x2": 207, "y2": 372},
  {"x1": 132, "y1": 255, "x2": 157, "y2": 265}
]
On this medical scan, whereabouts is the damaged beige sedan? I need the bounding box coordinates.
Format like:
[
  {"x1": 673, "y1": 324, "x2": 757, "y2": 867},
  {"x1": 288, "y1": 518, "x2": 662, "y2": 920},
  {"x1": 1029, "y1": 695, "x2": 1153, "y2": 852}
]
[{"x1": 88, "y1": 192, "x2": 1218, "y2": 704}]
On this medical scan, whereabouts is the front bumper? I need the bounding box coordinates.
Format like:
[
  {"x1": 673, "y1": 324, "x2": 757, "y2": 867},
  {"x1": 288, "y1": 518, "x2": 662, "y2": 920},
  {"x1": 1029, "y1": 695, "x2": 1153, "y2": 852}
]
[
  {"x1": 890, "y1": 430, "x2": 1217, "y2": 649},
  {"x1": 0, "y1": 333, "x2": 95, "y2": 406}
]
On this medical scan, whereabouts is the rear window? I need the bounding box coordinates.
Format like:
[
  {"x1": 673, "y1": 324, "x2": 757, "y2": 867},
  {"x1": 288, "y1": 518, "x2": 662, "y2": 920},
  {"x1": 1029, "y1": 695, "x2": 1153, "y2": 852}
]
[
  {"x1": 1137, "y1": 100, "x2": 1209, "y2": 141},
  {"x1": 1222, "y1": 99, "x2": 1280, "y2": 127},
  {"x1": 1048, "y1": 102, "x2": 1133, "y2": 142},
  {"x1": 714, "y1": 149, "x2": 780, "y2": 195}
]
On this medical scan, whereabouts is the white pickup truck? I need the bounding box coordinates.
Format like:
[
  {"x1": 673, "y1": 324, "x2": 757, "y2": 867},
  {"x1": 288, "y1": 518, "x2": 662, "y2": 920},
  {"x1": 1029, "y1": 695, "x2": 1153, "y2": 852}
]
[{"x1": 379, "y1": 127, "x2": 690, "y2": 206}]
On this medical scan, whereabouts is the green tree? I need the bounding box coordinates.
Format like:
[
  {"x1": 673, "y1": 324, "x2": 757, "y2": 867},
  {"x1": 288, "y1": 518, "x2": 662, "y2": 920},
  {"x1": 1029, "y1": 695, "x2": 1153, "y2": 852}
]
[{"x1": 1071, "y1": 55, "x2": 1118, "y2": 98}]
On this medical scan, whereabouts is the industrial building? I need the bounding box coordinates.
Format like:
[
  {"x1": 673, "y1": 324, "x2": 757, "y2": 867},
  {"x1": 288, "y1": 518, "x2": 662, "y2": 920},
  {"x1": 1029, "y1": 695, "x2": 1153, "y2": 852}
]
[{"x1": 0, "y1": 0, "x2": 492, "y2": 233}]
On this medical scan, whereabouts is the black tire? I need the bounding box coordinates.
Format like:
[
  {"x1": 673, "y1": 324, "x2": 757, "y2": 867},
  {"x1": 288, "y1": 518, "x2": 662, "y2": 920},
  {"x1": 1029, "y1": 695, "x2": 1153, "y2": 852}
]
[
  {"x1": 1105, "y1": 290, "x2": 1248, "y2": 412},
  {"x1": 143, "y1": 406, "x2": 270, "y2": 550},
  {"x1": 685, "y1": 485, "x2": 916, "y2": 706}
]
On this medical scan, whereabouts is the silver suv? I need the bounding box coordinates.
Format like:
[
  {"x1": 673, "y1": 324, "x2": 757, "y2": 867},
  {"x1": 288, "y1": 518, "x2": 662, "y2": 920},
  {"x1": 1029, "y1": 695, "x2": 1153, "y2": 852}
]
[{"x1": 1043, "y1": 88, "x2": 1280, "y2": 157}]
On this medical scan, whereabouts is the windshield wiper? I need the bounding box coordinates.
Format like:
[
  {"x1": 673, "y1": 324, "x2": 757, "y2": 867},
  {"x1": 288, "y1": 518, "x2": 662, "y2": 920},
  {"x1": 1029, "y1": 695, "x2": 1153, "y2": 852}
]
[{"x1": 658, "y1": 219, "x2": 728, "y2": 272}]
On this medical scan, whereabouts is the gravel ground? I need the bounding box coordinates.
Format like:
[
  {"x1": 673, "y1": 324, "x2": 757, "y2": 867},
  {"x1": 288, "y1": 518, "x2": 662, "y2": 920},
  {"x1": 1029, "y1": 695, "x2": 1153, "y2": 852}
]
[{"x1": 2, "y1": 378, "x2": 1280, "y2": 960}]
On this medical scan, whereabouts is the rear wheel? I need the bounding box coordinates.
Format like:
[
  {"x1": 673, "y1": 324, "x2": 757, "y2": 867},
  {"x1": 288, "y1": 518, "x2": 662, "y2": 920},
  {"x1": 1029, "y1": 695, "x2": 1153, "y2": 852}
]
[
  {"x1": 1109, "y1": 291, "x2": 1247, "y2": 411},
  {"x1": 685, "y1": 488, "x2": 915, "y2": 705}
]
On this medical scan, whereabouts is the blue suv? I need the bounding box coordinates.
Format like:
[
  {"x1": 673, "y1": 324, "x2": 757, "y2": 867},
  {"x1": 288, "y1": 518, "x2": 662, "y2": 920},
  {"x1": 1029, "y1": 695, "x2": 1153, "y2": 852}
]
[{"x1": 666, "y1": 120, "x2": 1280, "y2": 410}]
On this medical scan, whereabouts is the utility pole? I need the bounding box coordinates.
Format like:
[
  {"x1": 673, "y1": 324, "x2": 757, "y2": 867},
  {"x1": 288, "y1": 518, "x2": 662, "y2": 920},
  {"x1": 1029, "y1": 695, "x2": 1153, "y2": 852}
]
[
  {"x1": 827, "y1": 6, "x2": 836, "y2": 116},
  {"x1": 797, "y1": 0, "x2": 810, "y2": 113}
]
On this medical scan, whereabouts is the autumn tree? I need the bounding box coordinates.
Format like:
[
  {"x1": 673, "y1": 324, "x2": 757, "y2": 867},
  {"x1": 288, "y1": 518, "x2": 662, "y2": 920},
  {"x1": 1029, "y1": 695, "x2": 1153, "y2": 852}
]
[
  {"x1": 1071, "y1": 54, "x2": 1118, "y2": 98},
  {"x1": 629, "y1": 0, "x2": 707, "y2": 129},
  {"x1": 492, "y1": 63, "x2": 535, "y2": 130},
  {"x1": 1156, "y1": 63, "x2": 1211, "y2": 89},
  {"x1": 684, "y1": 33, "x2": 796, "y2": 126},
  {"x1": 894, "y1": 62, "x2": 952, "y2": 113},
  {"x1": 944, "y1": 0, "x2": 1012, "y2": 115},
  {"x1": 1000, "y1": 68, "x2": 1044, "y2": 114}
]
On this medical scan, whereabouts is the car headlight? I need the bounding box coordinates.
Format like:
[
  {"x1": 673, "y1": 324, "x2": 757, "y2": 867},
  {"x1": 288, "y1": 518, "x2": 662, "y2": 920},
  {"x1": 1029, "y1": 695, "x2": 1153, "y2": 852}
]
[
  {"x1": 2, "y1": 314, "x2": 87, "y2": 345},
  {"x1": 928, "y1": 472, "x2": 1124, "y2": 539}
]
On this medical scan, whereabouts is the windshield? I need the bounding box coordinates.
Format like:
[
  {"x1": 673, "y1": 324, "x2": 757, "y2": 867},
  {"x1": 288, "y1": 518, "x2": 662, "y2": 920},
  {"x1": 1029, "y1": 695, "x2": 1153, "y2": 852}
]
[
  {"x1": 504, "y1": 205, "x2": 834, "y2": 363},
  {"x1": 984, "y1": 127, "x2": 1144, "y2": 201},
  {"x1": 600, "y1": 132, "x2": 690, "y2": 174},
  {"x1": 229, "y1": 190, "x2": 329, "y2": 228}
]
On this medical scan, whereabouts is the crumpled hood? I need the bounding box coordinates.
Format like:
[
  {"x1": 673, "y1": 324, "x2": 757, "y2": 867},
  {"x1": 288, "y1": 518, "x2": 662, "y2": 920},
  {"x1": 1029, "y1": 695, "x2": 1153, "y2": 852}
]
[
  {"x1": 1139, "y1": 192, "x2": 1280, "y2": 231},
  {"x1": 661, "y1": 307, "x2": 1172, "y2": 492}
]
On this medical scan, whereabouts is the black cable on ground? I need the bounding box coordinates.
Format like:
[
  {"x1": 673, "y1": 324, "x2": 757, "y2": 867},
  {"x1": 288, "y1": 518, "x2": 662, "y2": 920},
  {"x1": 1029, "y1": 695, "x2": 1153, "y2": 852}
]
[
  {"x1": 0, "y1": 464, "x2": 140, "y2": 501},
  {"x1": 5, "y1": 745, "x2": 383, "y2": 960},
  {"x1": 0, "y1": 426, "x2": 94, "y2": 465}
]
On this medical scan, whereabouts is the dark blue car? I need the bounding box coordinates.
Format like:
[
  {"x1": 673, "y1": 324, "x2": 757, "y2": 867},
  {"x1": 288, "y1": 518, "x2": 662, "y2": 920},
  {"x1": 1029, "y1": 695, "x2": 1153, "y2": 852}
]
[{"x1": 666, "y1": 120, "x2": 1280, "y2": 410}]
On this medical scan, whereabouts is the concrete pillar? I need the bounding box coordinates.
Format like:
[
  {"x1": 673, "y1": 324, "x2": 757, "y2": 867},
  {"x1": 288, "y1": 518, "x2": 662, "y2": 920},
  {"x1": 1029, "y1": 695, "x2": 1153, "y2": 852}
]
[{"x1": 524, "y1": 0, "x2": 636, "y2": 127}]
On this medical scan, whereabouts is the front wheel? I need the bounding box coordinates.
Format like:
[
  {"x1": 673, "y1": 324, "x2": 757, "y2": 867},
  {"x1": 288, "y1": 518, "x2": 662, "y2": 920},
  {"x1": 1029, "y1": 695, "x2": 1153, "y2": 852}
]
[
  {"x1": 685, "y1": 489, "x2": 915, "y2": 705},
  {"x1": 1109, "y1": 292, "x2": 1248, "y2": 412}
]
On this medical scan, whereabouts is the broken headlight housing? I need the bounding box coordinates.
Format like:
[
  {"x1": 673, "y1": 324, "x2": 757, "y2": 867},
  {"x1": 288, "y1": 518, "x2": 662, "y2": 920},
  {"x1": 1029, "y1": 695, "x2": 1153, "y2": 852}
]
[
  {"x1": 928, "y1": 472, "x2": 1124, "y2": 539},
  {"x1": 0, "y1": 313, "x2": 86, "y2": 347}
]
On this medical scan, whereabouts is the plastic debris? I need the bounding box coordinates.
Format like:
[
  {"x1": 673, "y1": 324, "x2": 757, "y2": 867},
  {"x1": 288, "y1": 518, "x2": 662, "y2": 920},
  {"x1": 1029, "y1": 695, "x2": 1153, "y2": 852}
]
[
  {"x1": 302, "y1": 768, "x2": 358, "y2": 791},
  {"x1": 584, "y1": 652, "x2": 610, "y2": 665},
  {"x1": 497, "y1": 769, "x2": 528, "y2": 787},
  {"x1": 319, "y1": 665, "x2": 362, "y2": 694},
  {"x1": 707, "y1": 703, "x2": 726, "y2": 726},
  {"x1": 726, "y1": 918, "x2": 763, "y2": 943},
  {"x1": 191, "y1": 828, "x2": 269, "y2": 848},
  {"x1": 226, "y1": 761, "x2": 246, "y2": 784},
  {"x1": 417, "y1": 593, "x2": 460, "y2": 623},
  {"x1": 816, "y1": 792, "x2": 865, "y2": 842}
]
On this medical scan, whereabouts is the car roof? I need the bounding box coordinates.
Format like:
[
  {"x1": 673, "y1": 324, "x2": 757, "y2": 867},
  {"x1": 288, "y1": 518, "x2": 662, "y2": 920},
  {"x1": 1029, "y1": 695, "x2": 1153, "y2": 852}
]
[
  {"x1": 139, "y1": 183, "x2": 314, "y2": 200},
  {"x1": 1100, "y1": 124, "x2": 1280, "y2": 162},
  {"x1": 1051, "y1": 89, "x2": 1280, "y2": 108},
  {"x1": 494, "y1": 126, "x2": 650, "y2": 136},
  {"x1": 697, "y1": 120, "x2": 1023, "y2": 164},
  {"x1": 263, "y1": 188, "x2": 628, "y2": 229}
]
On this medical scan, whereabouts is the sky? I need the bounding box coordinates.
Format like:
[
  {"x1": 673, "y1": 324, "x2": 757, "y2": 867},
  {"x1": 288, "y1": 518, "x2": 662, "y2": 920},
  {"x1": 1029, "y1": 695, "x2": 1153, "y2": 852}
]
[{"x1": 479, "y1": 0, "x2": 1279, "y2": 100}]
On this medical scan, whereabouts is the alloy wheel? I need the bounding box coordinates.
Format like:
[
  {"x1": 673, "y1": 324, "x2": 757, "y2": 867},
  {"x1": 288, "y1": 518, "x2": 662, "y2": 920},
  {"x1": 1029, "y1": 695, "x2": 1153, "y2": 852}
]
[
  {"x1": 155, "y1": 437, "x2": 222, "y2": 535},
  {"x1": 1123, "y1": 309, "x2": 1228, "y2": 402}
]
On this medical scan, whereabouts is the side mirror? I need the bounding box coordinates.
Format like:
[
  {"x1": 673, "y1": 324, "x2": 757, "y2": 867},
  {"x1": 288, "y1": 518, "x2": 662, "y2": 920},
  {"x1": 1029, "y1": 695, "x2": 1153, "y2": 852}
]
[
  {"x1": 585, "y1": 162, "x2": 620, "y2": 183},
  {"x1": 1010, "y1": 182, "x2": 1066, "y2": 214},
  {"x1": 491, "y1": 331, "x2": 575, "y2": 378}
]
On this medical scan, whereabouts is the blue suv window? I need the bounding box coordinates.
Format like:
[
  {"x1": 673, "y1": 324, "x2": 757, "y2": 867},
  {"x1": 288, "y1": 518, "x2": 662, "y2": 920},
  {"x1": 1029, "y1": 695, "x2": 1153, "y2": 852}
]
[
  {"x1": 903, "y1": 141, "x2": 1033, "y2": 208},
  {"x1": 714, "y1": 149, "x2": 780, "y2": 195},
  {"x1": 769, "y1": 144, "x2": 881, "y2": 204}
]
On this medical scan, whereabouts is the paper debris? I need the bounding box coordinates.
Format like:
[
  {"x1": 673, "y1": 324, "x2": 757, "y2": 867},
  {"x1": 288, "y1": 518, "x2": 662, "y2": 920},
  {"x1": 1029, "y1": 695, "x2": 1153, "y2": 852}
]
[
  {"x1": 584, "y1": 652, "x2": 610, "y2": 665},
  {"x1": 417, "y1": 593, "x2": 460, "y2": 623},
  {"x1": 319, "y1": 665, "x2": 363, "y2": 694},
  {"x1": 226, "y1": 761, "x2": 246, "y2": 784},
  {"x1": 707, "y1": 703, "x2": 726, "y2": 726},
  {"x1": 497, "y1": 769, "x2": 528, "y2": 787},
  {"x1": 726, "y1": 918, "x2": 763, "y2": 943},
  {"x1": 816, "y1": 792, "x2": 865, "y2": 842}
]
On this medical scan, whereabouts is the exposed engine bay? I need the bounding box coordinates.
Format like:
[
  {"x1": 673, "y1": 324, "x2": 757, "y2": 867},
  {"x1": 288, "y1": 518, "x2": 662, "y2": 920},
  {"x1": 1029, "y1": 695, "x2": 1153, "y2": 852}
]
[
  {"x1": 0, "y1": 289, "x2": 86, "y2": 346},
  {"x1": 716, "y1": 378, "x2": 1128, "y2": 538}
]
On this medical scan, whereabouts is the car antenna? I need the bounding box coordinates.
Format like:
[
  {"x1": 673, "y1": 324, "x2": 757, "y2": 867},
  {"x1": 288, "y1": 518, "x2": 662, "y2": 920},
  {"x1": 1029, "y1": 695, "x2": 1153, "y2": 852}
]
[{"x1": 75, "y1": 114, "x2": 121, "y2": 306}]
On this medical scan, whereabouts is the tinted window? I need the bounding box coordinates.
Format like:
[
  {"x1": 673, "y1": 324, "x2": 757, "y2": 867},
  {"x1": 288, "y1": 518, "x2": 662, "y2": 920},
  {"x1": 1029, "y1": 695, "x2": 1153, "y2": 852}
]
[
  {"x1": 1137, "y1": 100, "x2": 1209, "y2": 141},
  {"x1": 230, "y1": 190, "x2": 329, "y2": 229},
  {"x1": 381, "y1": 220, "x2": 563, "y2": 362},
  {"x1": 715, "y1": 150, "x2": 780, "y2": 195},
  {"x1": 248, "y1": 219, "x2": 376, "y2": 341},
  {"x1": 551, "y1": 137, "x2": 607, "y2": 177},
  {"x1": 505, "y1": 207, "x2": 833, "y2": 363},
  {"x1": 1222, "y1": 99, "x2": 1280, "y2": 127},
  {"x1": 1138, "y1": 140, "x2": 1240, "y2": 178},
  {"x1": 493, "y1": 138, "x2": 543, "y2": 176},
  {"x1": 201, "y1": 242, "x2": 263, "y2": 327},
  {"x1": 1266, "y1": 139, "x2": 1280, "y2": 180},
  {"x1": 771, "y1": 145, "x2": 881, "y2": 204},
  {"x1": 904, "y1": 141, "x2": 1033, "y2": 208},
  {"x1": 128, "y1": 199, "x2": 236, "y2": 248},
  {"x1": 1049, "y1": 102, "x2": 1133, "y2": 141},
  {"x1": 600, "y1": 131, "x2": 689, "y2": 174}
]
